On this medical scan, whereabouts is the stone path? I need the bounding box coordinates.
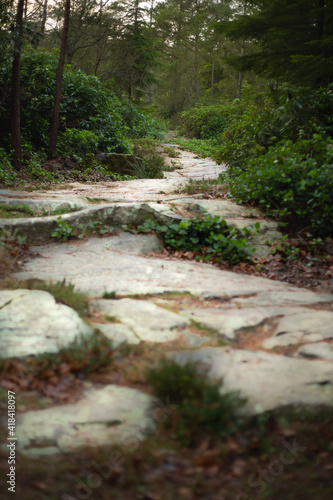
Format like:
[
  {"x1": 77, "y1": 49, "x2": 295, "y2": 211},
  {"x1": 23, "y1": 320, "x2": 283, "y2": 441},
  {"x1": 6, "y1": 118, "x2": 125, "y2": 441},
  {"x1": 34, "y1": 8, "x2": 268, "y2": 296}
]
[{"x1": 1, "y1": 146, "x2": 333, "y2": 456}]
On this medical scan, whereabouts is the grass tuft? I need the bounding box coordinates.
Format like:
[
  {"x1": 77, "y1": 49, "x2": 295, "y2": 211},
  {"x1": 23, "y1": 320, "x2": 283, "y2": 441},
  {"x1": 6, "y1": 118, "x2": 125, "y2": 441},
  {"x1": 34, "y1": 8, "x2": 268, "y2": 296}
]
[
  {"x1": 147, "y1": 359, "x2": 246, "y2": 445},
  {"x1": 2, "y1": 278, "x2": 89, "y2": 317}
]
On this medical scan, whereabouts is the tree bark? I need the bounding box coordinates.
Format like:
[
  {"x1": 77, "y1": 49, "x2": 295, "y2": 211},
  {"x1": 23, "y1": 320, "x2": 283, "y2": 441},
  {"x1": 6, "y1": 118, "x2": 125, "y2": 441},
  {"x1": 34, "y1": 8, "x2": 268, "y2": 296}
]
[
  {"x1": 41, "y1": 0, "x2": 48, "y2": 34},
  {"x1": 11, "y1": 0, "x2": 25, "y2": 167},
  {"x1": 48, "y1": 0, "x2": 71, "y2": 158},
  {"x1": 237, "y1": 38, "x2": 245, "y2": 100},
  {"x1": 210, "y1": 52, "x2": 215, "y2": 104}
]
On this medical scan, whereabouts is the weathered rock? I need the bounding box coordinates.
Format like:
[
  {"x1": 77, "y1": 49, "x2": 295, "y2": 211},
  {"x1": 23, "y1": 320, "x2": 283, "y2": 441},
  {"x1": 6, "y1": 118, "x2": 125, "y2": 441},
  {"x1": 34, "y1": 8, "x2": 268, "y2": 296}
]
[
  {"x1": 177, "y1": 198, "x2": 261, "y2": 219},
  {"x1": 297, "y1": 342, "x2": 333, "y2": 361},
  {"x1": 0, "y1": 203, "x2": 182, "y2": 244},
  {"x1": 91, "y1": 322, "x2": 140, "y2": 346},
  {"x1": 169, "y1": 347, "x2": 333, "y2": 415},
  {"x1": 91, "y1": 298, "x2": 189, "y2": 342},
  {"x1": 15, "y1": 384, "x2": 154, "y2": 455},
  {"x1": 263, "y1": 310, "x2": 333, "y2": 349},
  {"x1": 0, "y1": 289, "x2": 92, "y2": 358},
  {"x1": 16, "y1": 233, "x2": 327, "y2": 299},
  {"x1": 182, "y1": 331, "x2": 212, "y2": 347},
  {"x1": 233, "y1": 290, "x2": 333, "y2": 307},
  {"x1": 96, "y1": 153, "x2": 141, "y2": 175},
  {"x1": 180, "y1": 306, "x2": 310, "y2": 340},
  {"x1": 0, "y1": 198, "x2": 86, "y2": 214}
]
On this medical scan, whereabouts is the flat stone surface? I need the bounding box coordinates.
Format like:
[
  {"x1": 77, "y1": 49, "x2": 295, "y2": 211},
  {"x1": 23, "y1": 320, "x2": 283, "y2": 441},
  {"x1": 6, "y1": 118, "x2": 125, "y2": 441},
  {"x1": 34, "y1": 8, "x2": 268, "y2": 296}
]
[
  {"x1": 180, "y1": 307, "x2": 310, "y2": 339},
  {"x1": 182, "y1": 331, "x2": 212, "y2": 347},
  {"x1": 91, "y1": 322, "x2": 140, "y2": 346},
  {"x1": 178, "y1": 198, "x2": 261, "y2": 219},
  {"x1": 0, "y1": 149, "x2": 225, "y2": 203},
  {"x1": 263, "y1": 310, "x2": 333, "y2": 348},
  {"x1": 0, "y1": 198, "x2": 87, "y2": 213},
  {"x1": 0, "y1": 289, "x2": 92, "y2": 358},
  {"x1": 15, "y1": 384, "x2": 154, "y2": 455},
  {"x1": 297, "y1": 342, "x2": 333, "y2": 361},
  {"x1": 92, "y1": 298, "x2": 189, "y2": 342},
  {"x1": 169, "y1": 347, "x2": 333, "y2": 415},
  {"x1": 233, "y1": 290, "x2": 333, "y2": 307},
  {"x1": 15, "y1": 234, "x2": 328, "y2": 301}
]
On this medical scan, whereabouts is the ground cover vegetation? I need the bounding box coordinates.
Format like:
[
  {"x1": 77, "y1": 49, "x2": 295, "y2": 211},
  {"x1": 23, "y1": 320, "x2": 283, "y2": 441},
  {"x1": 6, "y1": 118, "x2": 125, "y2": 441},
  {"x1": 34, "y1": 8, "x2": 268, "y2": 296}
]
[{"x1": 125, "y1": 214, "x2": 258, "y2": 264}]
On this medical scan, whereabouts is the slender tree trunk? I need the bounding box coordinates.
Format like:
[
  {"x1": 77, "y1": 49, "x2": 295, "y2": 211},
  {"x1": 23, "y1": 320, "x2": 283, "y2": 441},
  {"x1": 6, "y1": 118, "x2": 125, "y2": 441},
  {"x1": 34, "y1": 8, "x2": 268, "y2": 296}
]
[
  {"x1": 194, "y1": 32, "x2": 200, "y2": 104},
  {"x1": 48, "y1": 0, "x2": 71, "y2": 158},
  {"x1": 11, "y1": 0, "x2": 25, "y2": 167},
  {"x1": 237, "y1": 38, "x2": 245, "y2": 100},
  {"x1": 210, "y1": 52, "x2": 215, "y2": 104},
  {"x1": 41, "y1": 0, "x2": 48, "y2": 34}
]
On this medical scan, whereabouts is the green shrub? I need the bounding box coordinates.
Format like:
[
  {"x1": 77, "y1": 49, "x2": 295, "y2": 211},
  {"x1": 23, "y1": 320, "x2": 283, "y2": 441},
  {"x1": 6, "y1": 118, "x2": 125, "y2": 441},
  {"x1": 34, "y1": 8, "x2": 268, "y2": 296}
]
[
  {"x1": 173, "y1": 137, "x2": 217, "y2": 158},
  {"x1": 114, "y1": 99, "x2": 166, "y2": 139},
  {"x1": 147, "y1": 359, "x2": 246, "y2": 444},
  {"x1": 135, "y1": 214, "x2": 256, "y2": 263},
  {"x1": 51, "y1": 217, "x2": 83, "y2": 241},
  {"x1": 57, "y1": 129, "x2": 99, "y2": 156},
  {"x1": 0, "y1": 49, "x2": 164, "y2": 157},
  {"x1": 133, "y1": 155, "x2": 165, "y2": 179},
  {"x1": 23, "y1": 153, "x2": 55, "y2": 182},
  {"x1": 0, "y1": 149, "x2": 17, "y2": 186},
  {"x1": 220, "y1": 136, "x2": 333, "y2": 235},
  {"x1": 213, "y1": 85, "x2": 333, "y2": 169},
  {"x1": 132, "y1": 138, "x2": 166, "y2": 179},
  {"x1": 212, "y1": 104, "x2": 270, "y2": 168},
  {"x1": 178, "y1": 101, "x2": 245, "y2": 140}
]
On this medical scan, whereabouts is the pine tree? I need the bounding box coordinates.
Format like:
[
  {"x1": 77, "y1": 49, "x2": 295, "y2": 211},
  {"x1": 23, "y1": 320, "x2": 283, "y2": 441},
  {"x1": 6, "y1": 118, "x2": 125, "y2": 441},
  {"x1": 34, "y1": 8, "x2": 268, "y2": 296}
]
[{"x1": 218, "y1": 0, "x2": 333, "y2": 87}]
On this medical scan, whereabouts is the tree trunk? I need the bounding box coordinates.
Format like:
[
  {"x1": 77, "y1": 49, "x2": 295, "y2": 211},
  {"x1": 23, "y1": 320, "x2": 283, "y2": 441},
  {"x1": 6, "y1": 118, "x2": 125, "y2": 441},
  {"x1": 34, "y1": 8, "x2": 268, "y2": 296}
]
[
  {"x1": 41, "y1": 0, "x2": 48, "y2": 34},
  {"x1": 210, "y1": 53, "x2": 215, "y2": 105},
  {"x1": 237, "y1": 38, "x2": 245, "y2": 100},
  {"x1": 11, "y1": 0, "x2": 25, "y2": 167},
  {"x1": 48, "y1": 0, "x2": 71, "y2": 158},
  {"x1": 194, "y1": 32, "x2": 200, "y2": 104}
]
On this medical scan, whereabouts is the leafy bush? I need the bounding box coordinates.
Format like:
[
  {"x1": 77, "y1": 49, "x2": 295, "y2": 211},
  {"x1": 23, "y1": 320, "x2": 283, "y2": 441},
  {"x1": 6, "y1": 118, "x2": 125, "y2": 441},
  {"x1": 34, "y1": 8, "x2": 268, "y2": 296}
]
[
  {"x1": 0, "y1": 149, "x2": 17, "y2": 186},
  {"x1": 0, "y1": 48, "x2": 164, "y2": 157},
  {"x1": 147, "y1": 359, "x2": 246, "y2": 444},
  {"x1": 57, "y1": 129, "x2": 99, "y2": 156},
  {"x1": 135, "y1": 214, "x2": 256, "y2": 263},
  {"x1": 220, "y1": 136, "x2": 333, "y2": 235},
  {"x1": 133, "y1": 155, "x2": 165, "y2": 179},
  {"x1": 213, "y1": 85, "x2": 333, "y2": 169},
  {"x1": 173, "y1": 137, "x2": 217, "y2": 158},
  {"x1": 51, "y1": 217, "x2": 83, "y2": 241},
  {"x1": 212, "y1": 104, "x2": 269, "y2": 168},
  {"x1": 210, "y1": 85, "x2": 333, "y2": 236},
  {"x1": 114, "y1": 99, "x2": 166, "y2": 139},
  {"x1": 132, "y1": 138, "x2": 166, "y2": 179},
  {"x1": 178, "y1": 101, "x2": 245, "y2": 140}
]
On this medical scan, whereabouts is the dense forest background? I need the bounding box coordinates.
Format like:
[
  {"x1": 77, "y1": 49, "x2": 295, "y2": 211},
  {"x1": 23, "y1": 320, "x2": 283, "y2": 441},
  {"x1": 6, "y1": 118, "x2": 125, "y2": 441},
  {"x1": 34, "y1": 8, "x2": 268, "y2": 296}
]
[{"x1": 1, "y1": 0, "x2": 333, "y2": 237}]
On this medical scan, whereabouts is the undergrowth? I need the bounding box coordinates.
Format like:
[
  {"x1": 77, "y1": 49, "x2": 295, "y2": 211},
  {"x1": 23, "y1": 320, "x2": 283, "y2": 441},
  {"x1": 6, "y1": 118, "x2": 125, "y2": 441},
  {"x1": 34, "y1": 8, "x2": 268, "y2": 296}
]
[
  {"x1": 147, "y1": 359, "x2": 246, "y2": 445},
  {"x1": 125, "y1": 214, "x2": 257, "y2": 264}
]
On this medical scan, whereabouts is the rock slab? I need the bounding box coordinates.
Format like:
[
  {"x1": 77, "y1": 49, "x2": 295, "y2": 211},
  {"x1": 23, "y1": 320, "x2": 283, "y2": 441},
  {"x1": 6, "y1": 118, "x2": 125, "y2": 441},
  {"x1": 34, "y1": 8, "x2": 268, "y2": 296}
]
[
  {"x1": 0, "y1": 289, "x2": 92, "y2": 358},
  {"x1": 15, "y1": 384, "x2": 154, "y2": 455},
  {"x1": 92, "y1": 298, "x2": 189, "y2": 342},
  {"x1": 169, "y1": 347, "x2": 333, "y2": 415}
]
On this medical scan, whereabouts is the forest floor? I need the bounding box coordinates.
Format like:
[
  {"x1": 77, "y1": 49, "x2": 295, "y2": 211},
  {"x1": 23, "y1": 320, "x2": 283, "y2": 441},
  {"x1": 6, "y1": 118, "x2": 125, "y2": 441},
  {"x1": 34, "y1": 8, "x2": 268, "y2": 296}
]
[{"x1": 0, "y1": 144, "x2": 333, "y2": 500}]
